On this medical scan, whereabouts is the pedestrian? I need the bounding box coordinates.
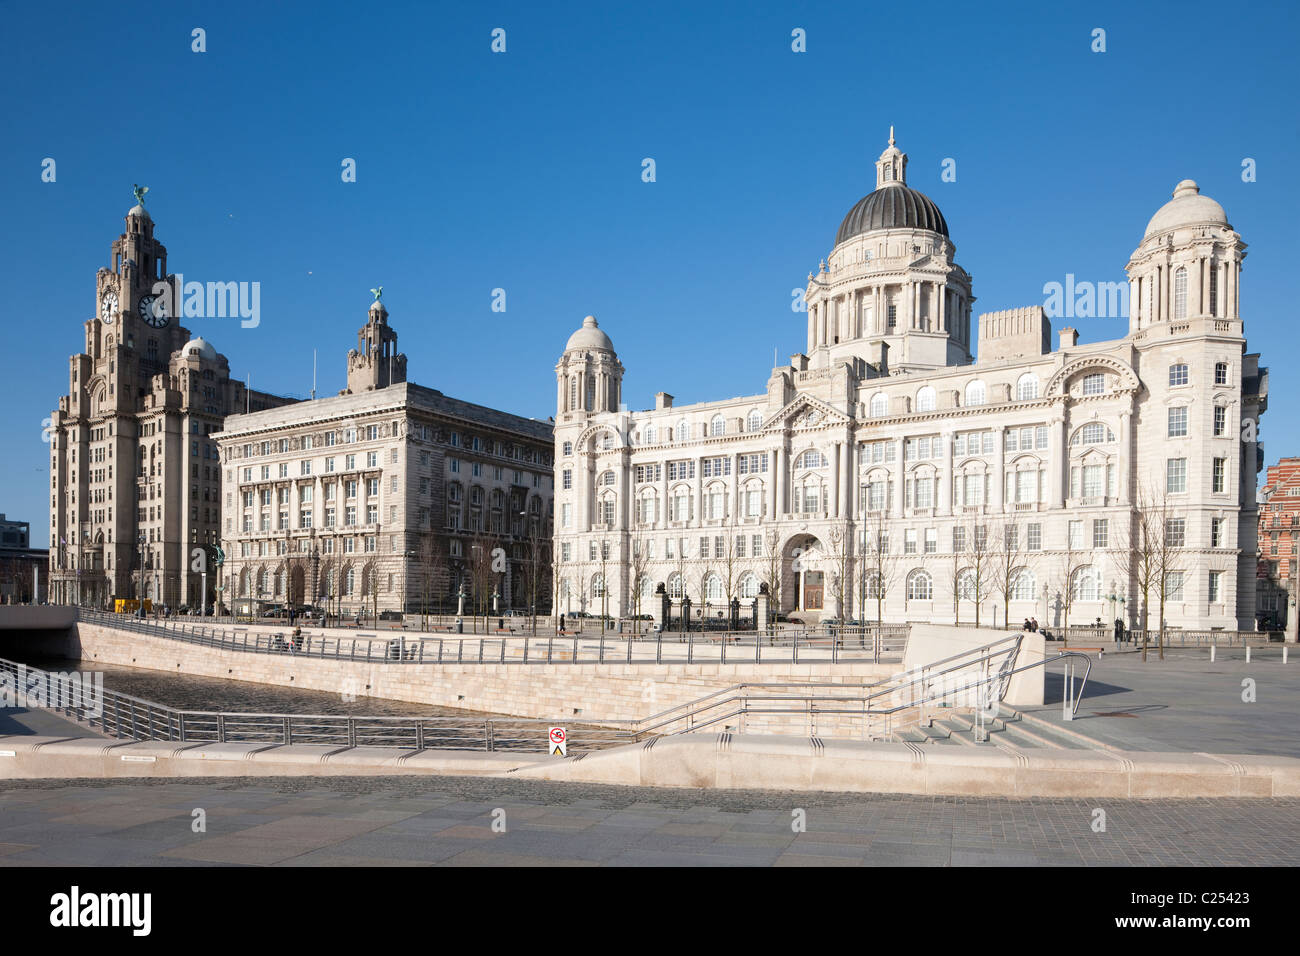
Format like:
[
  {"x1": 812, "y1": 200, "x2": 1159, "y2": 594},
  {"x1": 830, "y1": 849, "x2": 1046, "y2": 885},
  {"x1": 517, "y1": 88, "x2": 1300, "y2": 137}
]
[
  {"x1": 1030, "y1": 617, "x2": 1039, "y2": 633},
  {"x1": 559, "y1": 613, "x2": 566, "y2": 633},
  {"x1": 1022, "y1": 618, "x2": 1032, "y2": 631}
]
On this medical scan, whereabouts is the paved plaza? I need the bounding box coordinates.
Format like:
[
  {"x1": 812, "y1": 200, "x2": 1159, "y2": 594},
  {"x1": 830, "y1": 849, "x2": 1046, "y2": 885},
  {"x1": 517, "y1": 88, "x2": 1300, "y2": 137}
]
[
  {"x1": 1034, "y1": 647, "x2": 1300, "y2": 756},
  {"x1": 0, "y1": 775, "x2": 1296, "y2": 866}
]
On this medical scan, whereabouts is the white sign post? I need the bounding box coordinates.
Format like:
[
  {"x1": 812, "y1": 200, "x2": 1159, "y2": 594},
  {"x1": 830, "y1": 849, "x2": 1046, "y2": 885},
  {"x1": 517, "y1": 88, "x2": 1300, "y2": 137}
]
[{"x1": 549, "y1": 726, "x2": 567, "y2": 757}]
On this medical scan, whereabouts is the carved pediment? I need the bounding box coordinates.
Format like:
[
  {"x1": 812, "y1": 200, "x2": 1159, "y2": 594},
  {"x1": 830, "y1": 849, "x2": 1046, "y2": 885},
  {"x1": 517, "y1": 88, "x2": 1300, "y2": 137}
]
[{"x1": 769, "y1": 394, "x2": 849, "y2": 431}]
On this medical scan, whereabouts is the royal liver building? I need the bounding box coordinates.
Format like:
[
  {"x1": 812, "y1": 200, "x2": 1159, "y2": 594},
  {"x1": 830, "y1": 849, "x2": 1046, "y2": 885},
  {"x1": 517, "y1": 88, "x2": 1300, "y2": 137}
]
[{"x1": 554, "y1": 134, "x2": 1267, "y2": 631}]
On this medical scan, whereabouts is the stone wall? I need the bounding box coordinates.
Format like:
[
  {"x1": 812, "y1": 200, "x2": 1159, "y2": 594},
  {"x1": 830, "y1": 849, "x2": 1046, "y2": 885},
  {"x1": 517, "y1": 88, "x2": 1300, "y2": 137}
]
[{"x1": 69, "y1": 622, "x2": 894, "y2": 725}]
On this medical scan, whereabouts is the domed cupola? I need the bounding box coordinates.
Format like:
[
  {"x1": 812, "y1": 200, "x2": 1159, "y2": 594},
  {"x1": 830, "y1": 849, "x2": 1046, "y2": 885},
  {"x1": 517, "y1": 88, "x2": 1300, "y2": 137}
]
[
  {"x1": 1125, "y1": 180, "x2": 1244, "y2": 333},
  {"x1": 557, "y1": 315, "x2": 623, "y2": 417},
  {"x1": 834, "y1": 128, "x2": 949, "y2": 246}
]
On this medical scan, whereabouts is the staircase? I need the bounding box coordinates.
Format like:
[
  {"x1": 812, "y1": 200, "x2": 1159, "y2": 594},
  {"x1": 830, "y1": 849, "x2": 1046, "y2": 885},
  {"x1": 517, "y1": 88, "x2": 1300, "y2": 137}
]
[{"x1": 893, "y1": 702, "x2": 1107, "y2": 750}]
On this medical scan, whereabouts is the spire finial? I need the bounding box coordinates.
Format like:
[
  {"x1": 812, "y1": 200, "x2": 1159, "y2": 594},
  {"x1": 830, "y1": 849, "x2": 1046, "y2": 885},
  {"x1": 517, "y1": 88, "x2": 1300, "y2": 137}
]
[{"x1": 888, "y1": 125, "x2": 895, "y2": 147}]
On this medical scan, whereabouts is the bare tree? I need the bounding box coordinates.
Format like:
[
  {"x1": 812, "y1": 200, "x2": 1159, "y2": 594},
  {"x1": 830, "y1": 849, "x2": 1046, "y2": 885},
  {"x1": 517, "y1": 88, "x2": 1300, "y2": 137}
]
[
  {"x1": 991, "y1": 518, "x2": 1025, "y2": 629},
  {"x1": 1121, "y1": 483, "x2": 1160, "y2": 661},
  {"x1": 762, "y1": 528, "x2": 782, "y2": 619},
  {"x1": 1057, "y1": 522, "x2": 1087, "y2": 639},
  {"x1": 629, "y1": 531, "x2": 652, "y2": 635},
  {"x1": 468, "y1": 530, "x2": 494, "y2": 634},
  {"x1": 859, "y1": 509, "x2": 898, "y2": 627},
  {"x1": 1151, "y1": 488, "x2": 1183, "y2": 662},
  {"x1": 944, "y1": 526, "x2": 966, "y2": 626},
  {"x1": 519, "y1": 530, "x2": 550, "y2": 635},
  {"x1": 965, "y1": 521, "x2": 994, "y2": 627},
  {"x1": 826, "y1": 524, "x2": 852, "y2": 624}
]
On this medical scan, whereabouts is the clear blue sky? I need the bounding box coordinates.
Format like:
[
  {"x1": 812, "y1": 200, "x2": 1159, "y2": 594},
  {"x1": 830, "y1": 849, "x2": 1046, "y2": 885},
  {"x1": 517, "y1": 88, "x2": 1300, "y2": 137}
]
[{"x1": 3, "y1": 1, "x2": 1297, "y2": 548}]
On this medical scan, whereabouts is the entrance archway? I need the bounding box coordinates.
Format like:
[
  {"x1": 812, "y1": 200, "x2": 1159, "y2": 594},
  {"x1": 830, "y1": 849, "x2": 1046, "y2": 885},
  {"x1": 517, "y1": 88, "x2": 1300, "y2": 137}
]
[{"x1": 782, "y1": 533, "x2": 827, "y2": 620}]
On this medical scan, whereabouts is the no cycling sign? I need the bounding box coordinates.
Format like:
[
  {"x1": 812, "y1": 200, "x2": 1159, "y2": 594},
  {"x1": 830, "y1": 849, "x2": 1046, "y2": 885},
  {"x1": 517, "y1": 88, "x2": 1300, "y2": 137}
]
[{"x1": 549, "y1": 726, "x2": 567, "y2": 757}]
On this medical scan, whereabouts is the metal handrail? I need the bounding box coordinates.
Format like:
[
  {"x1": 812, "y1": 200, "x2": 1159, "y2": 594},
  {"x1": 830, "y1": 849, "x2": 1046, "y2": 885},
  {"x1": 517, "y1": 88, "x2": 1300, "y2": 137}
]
[{"x1": 73, "y1": 608, "x2": 908, "y2": 666}]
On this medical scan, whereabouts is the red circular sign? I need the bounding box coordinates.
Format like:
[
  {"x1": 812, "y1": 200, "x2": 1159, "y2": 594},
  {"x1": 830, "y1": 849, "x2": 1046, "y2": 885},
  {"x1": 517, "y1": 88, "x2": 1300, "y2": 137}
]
[{"x1": 549, "y1": 727, "x2": 566, "y2": 743}]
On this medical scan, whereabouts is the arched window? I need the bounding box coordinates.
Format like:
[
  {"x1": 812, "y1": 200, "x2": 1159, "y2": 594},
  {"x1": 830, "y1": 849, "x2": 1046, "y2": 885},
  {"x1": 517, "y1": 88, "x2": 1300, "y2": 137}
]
[
  {"x1": 599, "y1": 491, "x2": 616, "y2": 525},
  {"x1": 710, "y1": 414, "x2": 725, "y2": 437},
  {"x1": 797, "y1": 449, "x2": 827, "y2": 469},
  {"x1": 704, "y1": 573, "x2": 724, "y2": 603},
  {"x1": 870, "y1": 392, "x2": 888, "y2": 417},
  {"x1": 1071, "y1": 423, "x2": 1115, "y2": 446},
  {"x1": 1016, "y1": 373, "x2": 1039, "y2": 401},
  {"x1": 739, "y1": 573, "x2": 759, "y2": 600},
  {"x1": 957, "y1": 570, "x2": 976, "y2": 601},
  {"x1": 965, "y1": 380, "x2": 986, "y2": 407},
  {"x1": 1070, "y1": 567, "x2": 1100, "y2": 602},
  {"x1": 863, "y1": 572, "x2": 882, "y2": 600},
  {"x1": 676, "y1": 420, "x2": 688, "y2": 442},
  {"x1": 644, "y1": 425, "x2": 656, "y2": 444},
  {"x1": 916, "y1": 386, "x2": 936, "y2": 412},
  {"x1": 599, "y1": 470, "x2": 616, "y2": 486},
  {"x1": 907, "y1": 569, "x2": 933, "y2": 601},
  {"x1": 1011, "y1": 568, "x2": 1036, "y2": 602},
  {"x1": 668, "y1": 573, "x2": 684, "y2": 600},
  {"x1": 747, "y1": 409, "x2": 763, "y2": 432},
  {"x1": 1173, "y1": 267, "x2": 1188, "y2": 320},
  {"x1": 345, "y1": 567, "x2": 355, "y2": 595}
]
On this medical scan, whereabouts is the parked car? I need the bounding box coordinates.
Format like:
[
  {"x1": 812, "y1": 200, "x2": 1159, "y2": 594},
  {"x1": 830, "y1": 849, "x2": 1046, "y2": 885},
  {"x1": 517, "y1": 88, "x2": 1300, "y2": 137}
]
[{"x1": 379, "y1": 610, "x2": 403, "y2": 621}]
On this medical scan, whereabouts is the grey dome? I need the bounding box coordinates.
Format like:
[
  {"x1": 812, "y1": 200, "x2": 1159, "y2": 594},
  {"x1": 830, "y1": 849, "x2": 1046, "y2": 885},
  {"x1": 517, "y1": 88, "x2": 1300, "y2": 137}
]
[
  {"x1": 565, "y1": 315, "x2": 614, "y2": 353},
  {"x1": 128, "y1": 204, "x2": 151, "y2": 220},
  {"x1": 835, "y1": 185, "x2": 949, "y2": 246}
]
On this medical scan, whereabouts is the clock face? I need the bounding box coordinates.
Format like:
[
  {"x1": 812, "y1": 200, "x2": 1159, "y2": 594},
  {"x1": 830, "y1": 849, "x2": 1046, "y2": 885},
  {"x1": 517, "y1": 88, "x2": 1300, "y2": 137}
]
[
  {"x1": 100, "y1": 292, "x2": 119, "y2": 324},
  {"x1": 138, "y1": 294, "x2": 167, "y2": 327}
]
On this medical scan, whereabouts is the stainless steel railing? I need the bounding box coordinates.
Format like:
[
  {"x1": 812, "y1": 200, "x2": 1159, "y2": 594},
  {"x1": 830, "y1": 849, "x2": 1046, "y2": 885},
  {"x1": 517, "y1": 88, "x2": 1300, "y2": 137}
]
[
  {"x1": 0, "y1": 656, "x2": 632, "y2": 753},
  {"x1": 74, "y1": 609, "x2": 908, "y2": 666}
]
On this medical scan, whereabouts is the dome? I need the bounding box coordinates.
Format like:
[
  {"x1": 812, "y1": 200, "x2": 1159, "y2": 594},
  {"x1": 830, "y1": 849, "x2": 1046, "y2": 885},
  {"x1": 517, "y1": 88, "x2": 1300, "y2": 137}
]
[
  {"x1": 564, "y1": 315, "x2": 614, "y2": 353},
  {"x1": 835, "y1": 185, "x2": 949, "y2": 246},
  {"x1": 1142, "y1": 180, "x2": 1228, "y2": 239},
  {"x1": 128, "y1": 204, "x2": 150, "y2": 220},
  {"x1": 179, "y1": 337, "x2": 218, "y2": 362}
]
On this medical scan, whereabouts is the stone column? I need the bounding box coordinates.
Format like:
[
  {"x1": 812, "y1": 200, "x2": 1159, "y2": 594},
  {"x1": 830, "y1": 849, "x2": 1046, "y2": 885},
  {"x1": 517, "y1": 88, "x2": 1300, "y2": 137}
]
[
  {"x1": 937, "y1": 282, "x2": 947, "y2": 332},
  {"x1": 831, "y1": 442, "x2": 841, "y2": 517},
  {"x1": 993, "y1": 426, "x2": 1005, "y2": 511},
  {"x1": 774, "y1": 444, "x2": 787, "y2": 518},
  {"x1": 1117, "y1": 410, "x2": 1132, "y2": 504},
  {"x1": 893, "y1": 446, "x2": 905, "y2": 519},
  {"x1": 1128, "y1": 277, "x2": 1139, "y2": 328},
  {"x1": 840, "y1": 435, "x2": 853, "y2": 520},
  {"x1": 939, "y1": 430, "x2": 953, "y2": 514},
  {"x1": 1049, "y1": 415, "x2": 1066, "y2": 508}
]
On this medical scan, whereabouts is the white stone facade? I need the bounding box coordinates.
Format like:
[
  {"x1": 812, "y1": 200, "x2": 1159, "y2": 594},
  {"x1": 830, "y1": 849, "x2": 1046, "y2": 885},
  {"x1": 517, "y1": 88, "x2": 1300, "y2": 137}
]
[{"x1": 553, "y1": 138, "x2": 1268, "y2": 631}]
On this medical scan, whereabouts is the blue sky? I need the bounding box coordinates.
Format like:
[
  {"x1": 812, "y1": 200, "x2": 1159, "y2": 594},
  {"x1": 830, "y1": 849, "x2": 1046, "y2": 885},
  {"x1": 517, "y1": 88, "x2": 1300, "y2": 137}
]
[{"x1": 3, "y1": 0, "x2": 1297, "y2": 548}]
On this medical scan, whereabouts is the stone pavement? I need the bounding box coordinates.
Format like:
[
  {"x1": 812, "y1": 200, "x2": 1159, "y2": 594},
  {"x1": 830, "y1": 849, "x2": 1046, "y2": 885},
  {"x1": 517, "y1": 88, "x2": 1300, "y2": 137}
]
[
  {"x1": 0, "y1": 775, "x2": 1295, "y2": 866},
  {"x1": 1034, "y1": 649, "x2": 1300, "y2": 757}
]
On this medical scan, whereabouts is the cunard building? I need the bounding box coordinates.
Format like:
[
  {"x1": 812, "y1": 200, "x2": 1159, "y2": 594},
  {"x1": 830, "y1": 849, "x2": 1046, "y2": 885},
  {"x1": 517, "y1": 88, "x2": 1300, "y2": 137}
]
[
  {"x1": 554, "y1": 134, "x2": 1268, "y2": 631},
  {"x1": 48, "y1": 195, "x2": 292, "y2": 609}
]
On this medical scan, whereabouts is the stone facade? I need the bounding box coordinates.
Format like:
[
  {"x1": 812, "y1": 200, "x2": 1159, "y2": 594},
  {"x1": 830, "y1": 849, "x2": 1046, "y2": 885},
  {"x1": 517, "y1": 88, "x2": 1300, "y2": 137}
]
[
  {"x1": 47, "y1": 201, "x2": 293, "y2": 609},
  {"x1": 553, "y1": 137, "x2": 1268, "y2": 631},
  {"x1": 214, "y1": 302, "x2": 555, "y2": 617}
]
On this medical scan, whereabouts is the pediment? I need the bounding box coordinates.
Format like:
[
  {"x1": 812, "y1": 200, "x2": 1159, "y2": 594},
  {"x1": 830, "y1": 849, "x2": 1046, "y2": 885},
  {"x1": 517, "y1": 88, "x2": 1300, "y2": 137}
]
[{"x1": 768, "y1": 394, "x2": 849, "y2": 431}]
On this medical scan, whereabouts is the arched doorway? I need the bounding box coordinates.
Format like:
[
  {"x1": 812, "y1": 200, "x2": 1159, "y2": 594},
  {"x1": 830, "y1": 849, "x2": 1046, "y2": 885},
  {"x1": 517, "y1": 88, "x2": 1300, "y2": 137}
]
[{"x1": 782, "y1": 533, "x2": 826, "y2": 619}]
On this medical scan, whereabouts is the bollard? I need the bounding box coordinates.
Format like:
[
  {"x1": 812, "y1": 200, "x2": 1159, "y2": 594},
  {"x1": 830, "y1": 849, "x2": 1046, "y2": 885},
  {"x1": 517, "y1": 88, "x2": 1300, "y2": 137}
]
[
  {"x1": 1210, "y1": 645, "x2": 1215, "y2": 662},
  {"x1": 1285, "y1": 647, "x2": 1290, "y2": 665},
  {"x1": 1246, "y1": 645, "x2": 1251, "y2": 664}
]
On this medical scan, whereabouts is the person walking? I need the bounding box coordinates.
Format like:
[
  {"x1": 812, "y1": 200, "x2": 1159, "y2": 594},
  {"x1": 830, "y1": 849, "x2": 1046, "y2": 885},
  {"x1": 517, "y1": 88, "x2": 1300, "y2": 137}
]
[{"x1": 559, "y1": 613, "x2": 566, "y2": 633}]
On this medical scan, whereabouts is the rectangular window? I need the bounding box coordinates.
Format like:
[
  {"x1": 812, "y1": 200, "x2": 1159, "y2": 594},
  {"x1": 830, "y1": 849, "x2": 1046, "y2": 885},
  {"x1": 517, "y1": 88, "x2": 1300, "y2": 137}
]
[
  {"x1": 1083, "y1": 373, "x2": 1104, "y2": 396},
  {"x1": 1211, "y1": 517, "x2": 1225, "y2": 548},
  {"x1": 1068, "y1": 520, "x2": 1083, "y2": 550},
  {"x1": 1212, "y1": 458, "x2": 1226, "y2": 494},
  {"x1": 1169, "y1": 364, "x2": 1189, "y2": 386},
  {"x1": 1165, "y1": 571, "x2": 1185, "y2": 601},
  {"x1": 1166, "y1": 458, "x2": 1187, "y2": 494},
  {"x1": 1167, "y1": 406, "x2": 1188, "y2": 437},
  {"x1": 1213, "y1": 406, "x2": 1227, "y2": 437},
  {"x1": 904, "y1": 529, "x2": 917, "y2": 555},
  {"x1": 1208, "y1": 571, "x2": 1221, "y2": 603},
  {"x1": 1027, "y1": 523, "x2": 1041, "y2": 551},
  {"x1": 1214, "y1": 362, "x2": 1228, "y2": 385},
  {"x1": 1092, "y1": 519, "x2": 1108, "y2": 549},
  {"x1": 924, "y1": 528, "x2": 937, "y2": 554},
  {"x1": 752, "y1": 534, "x2": 764, "y2": 557},
  {"x1": 1165, "y1": 518, "x2": 1186, "y2": 548}
]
